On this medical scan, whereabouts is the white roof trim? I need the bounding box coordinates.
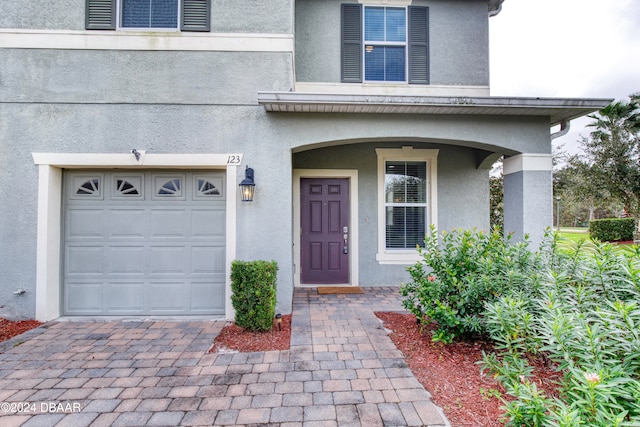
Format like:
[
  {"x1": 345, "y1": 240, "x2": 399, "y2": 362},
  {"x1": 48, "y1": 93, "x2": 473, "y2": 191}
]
[
  {"x1": 504, "y1": 153, "x2": 553, "y2": 175},
  {"x1": 258, "y1": 92, "x2": 612, "y2": 127}
]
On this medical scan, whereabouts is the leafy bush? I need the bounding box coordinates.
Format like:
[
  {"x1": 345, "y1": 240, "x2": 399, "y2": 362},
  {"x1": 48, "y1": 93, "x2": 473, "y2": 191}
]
[
  {"x1": 482, "y1": 239, "x2": 640, "y2": 427},
  {"x1": 230, "y1": 260, "x2": 278, "y2": 332},
  {"x1": 589, "y1": 217, "x2": 635, "y2": 242},
  {"x1": 400, "y1": 226, "x2": 543, "y2": 343}
]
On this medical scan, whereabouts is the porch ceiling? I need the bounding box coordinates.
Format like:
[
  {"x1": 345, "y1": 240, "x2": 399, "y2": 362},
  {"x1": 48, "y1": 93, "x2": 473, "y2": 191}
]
[{"x1": 257, "y1": 92, "x2": 612, "y2": 127}]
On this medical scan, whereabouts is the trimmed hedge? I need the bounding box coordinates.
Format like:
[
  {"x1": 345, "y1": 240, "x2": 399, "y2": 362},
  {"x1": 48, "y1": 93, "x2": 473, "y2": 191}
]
[
  {"x1": 589, "y1": 217, "x2": 635, "y2": 242},
  {"x1": 230, "y1": 260, "x2": 278, "y2": 332}
]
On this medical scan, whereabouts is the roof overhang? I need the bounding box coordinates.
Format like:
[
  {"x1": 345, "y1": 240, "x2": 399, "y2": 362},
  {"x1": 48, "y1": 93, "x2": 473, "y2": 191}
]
[{"x1": 257, "y1": 92, "x2": 612, "y2": 127}]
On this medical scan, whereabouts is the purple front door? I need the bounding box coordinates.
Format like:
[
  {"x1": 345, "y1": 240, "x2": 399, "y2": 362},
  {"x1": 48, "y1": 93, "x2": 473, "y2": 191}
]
[{"x1": 300, "y1": 178, "x2": 350, "y2": 284}]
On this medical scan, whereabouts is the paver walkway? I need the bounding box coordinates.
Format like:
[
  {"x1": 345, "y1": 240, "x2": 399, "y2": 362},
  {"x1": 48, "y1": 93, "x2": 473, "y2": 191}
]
[{"x1": 0, "y1": 287, "x2": 449, "y2": 426}]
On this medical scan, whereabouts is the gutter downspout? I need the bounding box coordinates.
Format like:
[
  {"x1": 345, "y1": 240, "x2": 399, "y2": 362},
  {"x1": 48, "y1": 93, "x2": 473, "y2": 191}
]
[
  {"x1": 488, "y1": 0, "x2": 505, "y2": 17},
  {"x1": 551, "y1": 120, "x2": 570, "y2": 140}
]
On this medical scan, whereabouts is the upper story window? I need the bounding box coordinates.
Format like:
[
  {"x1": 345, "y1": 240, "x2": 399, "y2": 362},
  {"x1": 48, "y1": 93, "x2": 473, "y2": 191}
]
[
  {"x1": 85, "y1": 0, "x2": 210, "y2": 32},
  {"x1": 122, "y1": 0, "x2": 178, "y2": 29},
  {"x1": 342, "y1": 4, "x2": 429, "y2": 84},
  {"x1": 364, "y1": 7, "x2": 406, "y2": 82}
]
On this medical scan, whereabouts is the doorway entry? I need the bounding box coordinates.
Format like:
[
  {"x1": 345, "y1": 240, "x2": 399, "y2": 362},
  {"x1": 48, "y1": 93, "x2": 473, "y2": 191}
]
[
  {"x1": 300, "y1": 178, "x2": 349, "y2": 284},
  {"x1": 293, "y1": 170, "x2": 359, "y2": 287}
]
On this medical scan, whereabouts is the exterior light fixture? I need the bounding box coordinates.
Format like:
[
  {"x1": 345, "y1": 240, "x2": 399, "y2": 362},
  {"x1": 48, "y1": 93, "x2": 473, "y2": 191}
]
[
  {"x1": 275, "y1": 313, "x2": 282, "y2": 331},
  {"x1": 239, "y1": 166, "x2": 255, "y2": 202}
]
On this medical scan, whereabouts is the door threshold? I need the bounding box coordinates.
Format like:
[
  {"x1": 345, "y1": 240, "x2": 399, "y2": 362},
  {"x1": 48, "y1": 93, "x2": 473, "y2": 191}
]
[{"x1": 296, "y1": 283, "x2": 353, "y2": 288}]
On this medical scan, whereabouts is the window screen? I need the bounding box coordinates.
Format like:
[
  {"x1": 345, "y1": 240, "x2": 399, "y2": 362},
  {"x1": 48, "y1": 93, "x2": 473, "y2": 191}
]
[
  {"x1": 384, "y1": 161, "x2": 427, "y2": 248},
  {"x1": 122, "y1": 0, "x2": 179, "y2": 28},
  {"x1": 86, "y1": 0, "x2": 210, "y2": 31},
  {"x1": 364, "y1": 7, "x2": 406, "y2": 82}
]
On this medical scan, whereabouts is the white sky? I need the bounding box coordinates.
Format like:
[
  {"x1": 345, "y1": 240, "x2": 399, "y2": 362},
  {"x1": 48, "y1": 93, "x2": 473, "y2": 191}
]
[{"x1": 489, "y1": 0, "x2": 640, "y2": 154}]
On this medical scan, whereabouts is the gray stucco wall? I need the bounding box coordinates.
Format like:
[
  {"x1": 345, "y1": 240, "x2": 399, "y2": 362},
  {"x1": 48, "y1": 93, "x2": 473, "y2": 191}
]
[
  {"x1": 0, "y1": 0, "x2": 293, "y2": 33},
  {"x1": 1, "y1": 90, "x2": 551, "y2": 321},
  {"x1": 295, "y1": 0, "x2": 489, "y2": 86},
  {"x1": 504, "y1": 170, "x2": 553, "y2": 246},
  {"x1": 0, "y1": 103, "x2": 296, "y2": 319},
  {"x1": 265, "y1": 113, "x2": 551, "y2": 156},
  {"x1": 0, "y1": 0, "x2": 85, "y2": 30},
  {"x1": 293, "y1": 142, "x2": 488, "y2": 286},
  {"x1": 1, "y1": 49, "x2": 292, "y2": 105},
  {"x1": 0, "y1": 0, "x2": 557, "y2": 324},
  {"x1": 212, "y1": 0, "x2": 292, "y2": 33},
  {"x1": 0, "y1": 148, "x2": 39, "y2": 320},
  {"x1": 0, "y1": 47, "x2": 295, "y2": 319}
]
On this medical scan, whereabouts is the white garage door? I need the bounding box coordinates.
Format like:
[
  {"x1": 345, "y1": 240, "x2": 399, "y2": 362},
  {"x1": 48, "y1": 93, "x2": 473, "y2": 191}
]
[{"x1": 63, "y1": 170, "x2": 226, "y2": 316}]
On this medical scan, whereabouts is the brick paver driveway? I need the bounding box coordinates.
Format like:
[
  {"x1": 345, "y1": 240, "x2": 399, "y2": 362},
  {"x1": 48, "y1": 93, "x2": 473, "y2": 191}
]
[{"x1": 0, "y1": 287, "x2": 449, "y2": 426}]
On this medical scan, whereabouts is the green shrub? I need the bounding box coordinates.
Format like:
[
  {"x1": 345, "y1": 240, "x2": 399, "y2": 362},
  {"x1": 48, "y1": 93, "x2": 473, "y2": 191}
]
[
  {"x1": 589, "y1": 217, "x2": 635, "y2": 242},
  {"x1": 230, "y1": 260, "x2": 278, "y2": 332},
  {"x1": 482, "y1": 238, "x2": 640, "y2": 426},
  {"x1": 400, "y1": 226, "x2": 544, "y2": 343}
]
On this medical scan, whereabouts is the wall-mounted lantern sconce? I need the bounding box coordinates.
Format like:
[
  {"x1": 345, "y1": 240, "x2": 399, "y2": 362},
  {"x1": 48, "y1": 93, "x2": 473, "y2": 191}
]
[{"x1": 239, "y1": 166, "x2": 255, "y2": 202}]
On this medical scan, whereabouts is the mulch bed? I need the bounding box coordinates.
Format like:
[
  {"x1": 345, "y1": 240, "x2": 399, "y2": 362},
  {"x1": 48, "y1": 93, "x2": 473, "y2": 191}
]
[
  {"x1": 376, "y1": 312, "x2": 504, "y2": 427},
  {"x1": 376, "y1": 312, "x2": 562, "y2": 427},
  {"x1": 0, "y1": 318, "x2": 43, "y2": 343},
  {"x1": 209, "y1": 314, "x2": 291, "y2": 353}
]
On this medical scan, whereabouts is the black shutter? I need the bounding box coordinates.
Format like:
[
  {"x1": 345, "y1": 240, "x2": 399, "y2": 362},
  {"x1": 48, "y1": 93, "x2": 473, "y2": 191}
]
[
  {"x1": 341, "y1": 4, "x2": 362, "y2": 83},
  {"x1": 182, "y1": 0, "x2": 211, "y2": 32},
  {"x1": 85, "y1": 0, "x2": 116, "y2": 30},
  {"x1": 408, "y1": 6, "x2": 429, "y2": 84}
]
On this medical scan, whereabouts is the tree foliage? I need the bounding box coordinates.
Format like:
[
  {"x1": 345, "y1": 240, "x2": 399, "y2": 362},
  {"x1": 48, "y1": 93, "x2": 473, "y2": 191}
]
[
  {"x1": 490, "y1": 158, "x2": 504, "y2": 231},
  {"x1": 583, "y1": 98, "x2": 640, "y2": 217},
  {"x1": 553, "y1": 94, "x2": 640, "y2": 229}
]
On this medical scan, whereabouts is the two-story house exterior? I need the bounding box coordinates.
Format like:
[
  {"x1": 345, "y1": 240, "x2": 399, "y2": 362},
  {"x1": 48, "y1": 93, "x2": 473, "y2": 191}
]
[{"x1": 0, "y1": 0, "x2": 610, "y2": 321}]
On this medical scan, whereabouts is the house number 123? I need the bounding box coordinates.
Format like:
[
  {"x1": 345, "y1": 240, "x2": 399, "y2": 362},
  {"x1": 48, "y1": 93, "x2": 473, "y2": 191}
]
[{"x1": 227, "y1": 155, "x2": 241, "y2": 164}]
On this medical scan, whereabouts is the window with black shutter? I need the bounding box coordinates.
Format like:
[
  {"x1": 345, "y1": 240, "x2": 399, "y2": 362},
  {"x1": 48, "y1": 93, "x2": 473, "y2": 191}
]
[
  {"x1": 85, "y1": 0, "x2": 210, "y2": 31},
  {"x1": 341, "y1": 4, "x2": 429, "y2": 84},
  {"x1": 341, "y1": 4, "x2": 363, "y2": 83}
]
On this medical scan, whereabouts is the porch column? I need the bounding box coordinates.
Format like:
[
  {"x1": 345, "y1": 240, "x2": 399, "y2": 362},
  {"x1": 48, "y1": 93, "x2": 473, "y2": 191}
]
[{"x1": 503, "y1": 154, "x2": 553, "y2": 247}]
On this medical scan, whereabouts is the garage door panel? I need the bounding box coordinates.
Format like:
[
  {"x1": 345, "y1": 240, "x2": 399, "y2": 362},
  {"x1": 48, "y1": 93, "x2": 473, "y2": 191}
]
[
  {"x1": 107, "y1": 246, "x2": 146, "y2": 275},
  {"x1": 192, "y1": 246, "x2": 225, "y2": 274},
  {"x1": 108, "y1": 209, "x2": 147, "y2": 239},
  {"x1": 153, "y1": 174, "x2": 186, "y2": 200},
  {"x1": 69, "y1": 174, "x2": 104, "y2": 200},
  {"x1": 150, "y1": 209, "x2": 189, "y2": 239},
  {"x1": 112, "y1": 174, "x2": 144, "y2": 200},
  {"x1": 105, "y1": 282, "x2": 145, "y2": 313},
  {"x1": 192, "y1": 208, "x2": 225, "y2": 239},
  {"x1": 191, "y1": 281, "x2": 225, "y2": 313},
  {"x1": 149, "y1": 246, "x2": 188, "y2": 275},
  {"x1": 64, "y1": 170, "x2": 226, "y2": 316},
  {"x1": 66, "y1": 209, "x2": 105, "y2": 239},
  {"x1": 66, "y1": 246, "x2": 104, "y2": 275},
  {"x1": 194, "y1": 175, "x2": 225, "y2": 200},
  {"x1": 65, "y1": 282, "x2": 102, "y2": 313},
  {"x1": 149, "y1": 282, "x2": 187, "y2": 312}
]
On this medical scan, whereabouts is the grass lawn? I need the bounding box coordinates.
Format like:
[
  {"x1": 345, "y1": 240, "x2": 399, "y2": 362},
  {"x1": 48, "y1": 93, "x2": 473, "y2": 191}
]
[
  {"x1": 557, "y1": 228, "x2": 590, "y2": 243},
  {"x1": 556, "y1": 227, "x2": 638, "y2": 254}
]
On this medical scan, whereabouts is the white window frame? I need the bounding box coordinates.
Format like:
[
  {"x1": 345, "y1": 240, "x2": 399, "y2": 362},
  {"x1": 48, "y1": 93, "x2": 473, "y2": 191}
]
[
  {"x1": 118, "y1": 0, "x2": 181, "y2": 32},
  {"x1": 376, "y1": 147, "x2": 438, "y2": 264},
  {"x1": 363, "y1": 5, "x2": 408, "y2": 83}
]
